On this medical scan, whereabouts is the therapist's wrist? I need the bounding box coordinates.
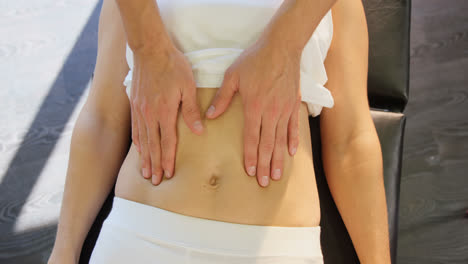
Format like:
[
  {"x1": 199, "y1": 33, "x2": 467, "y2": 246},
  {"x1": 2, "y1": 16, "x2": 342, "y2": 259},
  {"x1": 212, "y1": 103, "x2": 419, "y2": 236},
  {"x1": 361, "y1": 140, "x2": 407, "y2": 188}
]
[
  {"x1": 256, "y1": 31, "x2": 303, "y2": 62},
  {"x1": 257, "y1": 21, "x2": 306, "y2": 59},
  {"x1": 119, "y1": 0, "x2": 176, "y2": 56},
  {"x1": 131, "y1": 34, "x2": 176, "y2": 58}
]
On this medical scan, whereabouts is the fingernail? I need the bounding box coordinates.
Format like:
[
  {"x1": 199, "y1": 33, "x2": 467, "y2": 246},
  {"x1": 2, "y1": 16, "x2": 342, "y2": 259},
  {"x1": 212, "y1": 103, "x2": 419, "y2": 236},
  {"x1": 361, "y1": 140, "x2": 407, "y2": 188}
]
[
  {"x1": 193, "y1": 120, "x2": 203, "y2": 132},
  {"x1": 142, "y1": 168, "x2": 149, "y2": 178},
  {"x1": 272, "y1": 169, "x2": 281, "y2": 180},
  {"x1": 206, "y1": 105, "x2": 215, "y2": 117},
  {"x1": 260, "y1": 175, "x2": 269, "y2": 187},
  {"x1": 152, "y1": 174, "x2": 159, "y2": 185},
  {"x1": 291, "y1": 147, "x2": 297, "y2": 155},
  {"x1": 164, "y1": 170, "x2": 172, "y2": 179},
  {"x1": 247, "y1": 166, "x2": 256, "y2": 176}
]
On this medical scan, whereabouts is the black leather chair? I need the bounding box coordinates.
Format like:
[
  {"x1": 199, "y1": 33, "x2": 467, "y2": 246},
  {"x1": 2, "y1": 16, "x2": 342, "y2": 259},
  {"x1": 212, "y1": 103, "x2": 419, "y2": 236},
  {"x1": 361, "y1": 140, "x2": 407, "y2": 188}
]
[
  {"x1": 313, "y1": 0, "x2": 411, "y2": 263},
  {"x1": 80, "y1": 0, "x2": 411, "y2": 263}
]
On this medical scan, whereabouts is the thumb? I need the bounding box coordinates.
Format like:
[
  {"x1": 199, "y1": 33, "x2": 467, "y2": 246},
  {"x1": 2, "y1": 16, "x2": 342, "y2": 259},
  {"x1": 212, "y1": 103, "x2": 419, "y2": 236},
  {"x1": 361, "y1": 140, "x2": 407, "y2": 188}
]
[
  {"x1": 181, "y1": 88, "x2": 204, "y2": 135},
  {"x1": 205, "y1": 70, "x2": 237, "y2": 119}
]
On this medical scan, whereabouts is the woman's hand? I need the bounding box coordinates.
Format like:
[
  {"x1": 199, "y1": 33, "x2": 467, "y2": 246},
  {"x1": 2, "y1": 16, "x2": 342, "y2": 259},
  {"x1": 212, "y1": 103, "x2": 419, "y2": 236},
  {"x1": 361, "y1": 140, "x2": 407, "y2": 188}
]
[
  {"x1": 205, "y1": 37, "x2": 302, "y2": 187},
  {"x1": 130, "y1": 44, "x2": 204, "y2": 185}
]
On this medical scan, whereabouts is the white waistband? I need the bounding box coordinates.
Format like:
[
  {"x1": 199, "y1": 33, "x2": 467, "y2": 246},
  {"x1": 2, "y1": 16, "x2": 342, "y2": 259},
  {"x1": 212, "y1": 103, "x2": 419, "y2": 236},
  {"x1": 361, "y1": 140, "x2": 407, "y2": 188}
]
[{"x1": 104, "y1": 196, "x2": 323, "y2": 258}]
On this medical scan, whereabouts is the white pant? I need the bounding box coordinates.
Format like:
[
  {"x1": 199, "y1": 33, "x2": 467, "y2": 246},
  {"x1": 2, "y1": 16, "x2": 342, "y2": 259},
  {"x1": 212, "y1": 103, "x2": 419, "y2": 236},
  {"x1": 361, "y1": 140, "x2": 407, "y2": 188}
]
[{"x1": 89, "y1": 196, "x2": 324, "y2": 264}]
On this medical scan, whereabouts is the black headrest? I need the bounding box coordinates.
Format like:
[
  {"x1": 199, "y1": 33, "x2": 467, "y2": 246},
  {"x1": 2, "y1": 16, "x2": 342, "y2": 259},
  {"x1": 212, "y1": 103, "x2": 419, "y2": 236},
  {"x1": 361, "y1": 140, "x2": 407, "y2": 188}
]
[{"x1": 363, "y1": 0, "x2": 411, "y2": 112}]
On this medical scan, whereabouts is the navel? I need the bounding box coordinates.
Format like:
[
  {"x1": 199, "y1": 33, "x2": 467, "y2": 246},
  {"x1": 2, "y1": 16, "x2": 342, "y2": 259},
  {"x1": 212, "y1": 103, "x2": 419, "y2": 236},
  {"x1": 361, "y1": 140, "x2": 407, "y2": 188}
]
[
  {"x1": 209, "y1": 175, "x2": 219, "y2": 186},
  {"x1": 207, "y1": 174, "x2": 220, "y2": 189}
]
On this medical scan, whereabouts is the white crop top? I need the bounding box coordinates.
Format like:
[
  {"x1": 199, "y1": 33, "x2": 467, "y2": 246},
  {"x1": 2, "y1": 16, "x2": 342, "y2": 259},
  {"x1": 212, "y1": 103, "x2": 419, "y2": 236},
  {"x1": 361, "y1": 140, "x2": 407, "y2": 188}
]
[{"x1": 123, "y1": 0, "x2": 334, "y2": 117}]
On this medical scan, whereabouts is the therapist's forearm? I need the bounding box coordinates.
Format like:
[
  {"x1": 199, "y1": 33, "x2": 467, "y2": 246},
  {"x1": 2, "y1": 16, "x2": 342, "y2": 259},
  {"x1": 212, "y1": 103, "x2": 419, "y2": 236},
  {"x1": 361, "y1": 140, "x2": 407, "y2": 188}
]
[
  {"x1": 114, "y1": 0, "x2": 174, "y2": 54},
  {"x1": 323, "y1": 134, "x2": 392, "y2": 264},
  {"x1": 259, "y1": 0, "x2": 337, "y2": 54}
]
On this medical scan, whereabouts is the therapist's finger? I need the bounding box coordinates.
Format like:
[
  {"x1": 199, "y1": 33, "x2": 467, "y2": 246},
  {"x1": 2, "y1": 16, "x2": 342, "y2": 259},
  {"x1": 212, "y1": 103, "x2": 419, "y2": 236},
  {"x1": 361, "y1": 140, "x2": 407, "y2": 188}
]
[
  {"x1": 181, "y1": 81, "x2": 204, "y2": 135},
  {"x1": 243, "y1": 101, "x2": 262, "y2": 178},
  {"x1": 130, "y1": 98, "x2": 140, "y2": 153},
  {"x1": 270, "y1": 110, "x2": 289, "y2": 181},
  {"x1": 288, "y1": 99, "x2": 300, "y2": 156},
  {"x1": 159, "y1": 101, "x2": 180, "y2": 179},
  {"x1": 136, "y1": 103, "x2": 151, "y2": 179},
  {"x1": 256, "y1": 106, "x2": 279, "y2": 188},
  {"x1": 143, "y1": 112, "x2": 163, "y2": 186}
]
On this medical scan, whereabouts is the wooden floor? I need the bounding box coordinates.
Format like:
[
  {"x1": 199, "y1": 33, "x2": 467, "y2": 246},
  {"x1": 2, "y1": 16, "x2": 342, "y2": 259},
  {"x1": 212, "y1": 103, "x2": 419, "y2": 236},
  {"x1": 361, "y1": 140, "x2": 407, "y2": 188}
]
[
  {"x1": 397, "y1": 0, "x2": 468, "y2": 263},
  {"x1": 0, "y1": 0, "x2": 466, "y2": 263}
]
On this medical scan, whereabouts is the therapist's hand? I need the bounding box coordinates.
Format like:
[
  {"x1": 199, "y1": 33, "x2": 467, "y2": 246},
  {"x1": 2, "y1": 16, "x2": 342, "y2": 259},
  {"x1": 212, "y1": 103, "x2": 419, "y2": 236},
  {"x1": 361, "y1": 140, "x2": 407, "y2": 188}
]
[
  {"x1": 131, "y1": 44, "x2": 203, "y2": 186},
  {"x1": 205, "y1": 37, "x2": 302, "y2": 187}
]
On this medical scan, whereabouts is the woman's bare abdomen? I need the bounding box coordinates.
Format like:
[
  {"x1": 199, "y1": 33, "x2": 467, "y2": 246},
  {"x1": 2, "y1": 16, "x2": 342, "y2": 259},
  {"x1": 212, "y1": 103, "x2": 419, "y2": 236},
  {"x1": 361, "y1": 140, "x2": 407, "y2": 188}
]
[{"x1": 114, "y1": 87, "x2": 321, "y2": 227}]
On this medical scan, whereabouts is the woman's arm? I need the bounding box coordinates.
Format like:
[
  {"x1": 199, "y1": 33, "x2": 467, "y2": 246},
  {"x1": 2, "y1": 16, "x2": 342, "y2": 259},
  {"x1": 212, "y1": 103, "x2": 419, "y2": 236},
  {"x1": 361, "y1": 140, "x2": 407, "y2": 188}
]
[
  {"x1": 320, "y1": 0, "x2": 391, "y2": 263},
  {"x1": 48, "y1": 0, "x2": 131, "y2": 262}
]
